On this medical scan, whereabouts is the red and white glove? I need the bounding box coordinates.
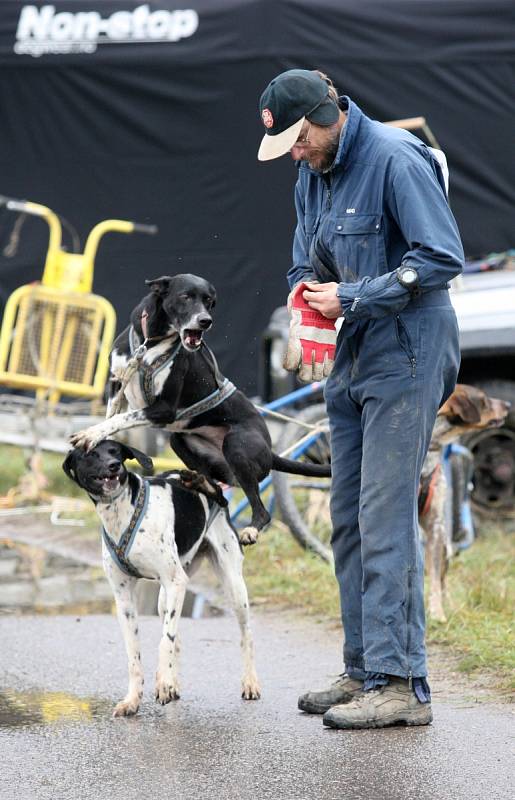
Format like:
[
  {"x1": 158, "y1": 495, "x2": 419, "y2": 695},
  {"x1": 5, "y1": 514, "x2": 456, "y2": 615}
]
[{"x1": 283, "y1": 282, "x2": 337, "y2": 382}]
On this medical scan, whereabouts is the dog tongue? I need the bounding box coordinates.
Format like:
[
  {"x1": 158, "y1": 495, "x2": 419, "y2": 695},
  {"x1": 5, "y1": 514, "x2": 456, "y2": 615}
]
[{"x1": 186, "y1": 332, "x2": 201, "y2": 347}]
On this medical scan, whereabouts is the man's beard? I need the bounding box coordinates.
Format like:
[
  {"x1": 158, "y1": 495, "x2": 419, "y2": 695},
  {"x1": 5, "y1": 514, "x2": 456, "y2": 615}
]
[{"x1": 307, "y1": 128, "x2": 341, "y2": 172}]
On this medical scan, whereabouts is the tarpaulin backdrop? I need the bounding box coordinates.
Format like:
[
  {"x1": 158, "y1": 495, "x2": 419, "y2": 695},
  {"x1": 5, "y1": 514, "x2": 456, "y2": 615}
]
[{"x1": 0, "y1": 0, "x2": 514, "y2": 392}]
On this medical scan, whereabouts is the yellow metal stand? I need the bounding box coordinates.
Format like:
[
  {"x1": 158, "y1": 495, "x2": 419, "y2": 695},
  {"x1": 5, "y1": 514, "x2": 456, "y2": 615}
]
[
  {"x1": 0, "y1": 198, "x2": 156, "y2": 406},
  {"x1": 0, "y1": 285, "x2": 116, "y2": 403}
]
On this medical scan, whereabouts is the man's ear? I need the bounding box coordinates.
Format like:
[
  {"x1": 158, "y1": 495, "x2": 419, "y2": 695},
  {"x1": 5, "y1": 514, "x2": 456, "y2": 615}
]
[
  {"x1": 145, "y1": 276, "x2": 173, "y2": 297},
  {"x1": 62, "y1": 450, "x2": 79, "y2": 483},
  {"x1": 119, "y1": 443, "x2": 154, "y2": 472}
]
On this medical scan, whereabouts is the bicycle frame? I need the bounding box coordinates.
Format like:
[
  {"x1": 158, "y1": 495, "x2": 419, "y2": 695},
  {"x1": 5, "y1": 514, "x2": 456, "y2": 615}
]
[{"x1": 442, "y1": 442, "x2": 475, "y2": 550}]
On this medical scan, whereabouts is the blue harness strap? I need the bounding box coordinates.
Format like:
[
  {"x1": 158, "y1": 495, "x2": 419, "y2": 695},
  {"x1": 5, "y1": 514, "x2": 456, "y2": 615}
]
[
  {"x1": 176, "y1": 378, "x2": 237, "y2": 420},
  {"x1": 102, "y1": 478, "x2": 150, "y2": 579}
]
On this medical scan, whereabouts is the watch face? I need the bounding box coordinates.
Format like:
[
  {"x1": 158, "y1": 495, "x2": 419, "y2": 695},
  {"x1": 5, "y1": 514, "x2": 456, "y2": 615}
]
[{"x1": 402, "y1": 268, "x2": 418, "y2": 285}]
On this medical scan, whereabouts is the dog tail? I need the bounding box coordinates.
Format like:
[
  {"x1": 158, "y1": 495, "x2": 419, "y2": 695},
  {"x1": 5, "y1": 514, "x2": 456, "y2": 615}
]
[{"x1": 271, "y1": 453, "x2": 331, "y2": 478}]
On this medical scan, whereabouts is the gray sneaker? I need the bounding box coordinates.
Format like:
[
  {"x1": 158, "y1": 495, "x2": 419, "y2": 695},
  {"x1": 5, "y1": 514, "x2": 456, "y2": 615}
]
[
  {"x1": 322, "y1": 676, "x2": 433, "y2": 729},
  {"x1": 298, "y1": 674, "x2": 364, "y2": 714}
]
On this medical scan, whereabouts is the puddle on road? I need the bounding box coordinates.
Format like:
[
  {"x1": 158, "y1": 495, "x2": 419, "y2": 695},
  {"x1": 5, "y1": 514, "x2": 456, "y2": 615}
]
[
  {"x1": 0, "y1": 539, "x2": 224, "y2": 618},
  {"x1": 0, "y1": 688, "x2": 111, "y2": 729}
]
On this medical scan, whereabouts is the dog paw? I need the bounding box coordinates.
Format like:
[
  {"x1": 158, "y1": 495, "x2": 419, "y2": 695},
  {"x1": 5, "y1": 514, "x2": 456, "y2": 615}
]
[
  {"x1": 178, "y1": 469, "x2": 202, "y2": 488},
  {"x1": 178, "y1": 470, "x2": 228, "y2": 507},
  {"x1": 428, "y1": 606, "x2": 447, "y2": 623},
  {"x1": 112, "y1": 698, "x2": 140, "y2": 717},
  {"x1": 241, "y1": 677, "x2": 261, "y2": 700},
  {"x1": 69, "y1": 428, "x2": 102, "y2": 451},
  {"x1": 154, "y1": 678, "x2": 180, "y2": 705},
  {"x1": 239, "y1": 526, "x2": 259, "y2": 546}
]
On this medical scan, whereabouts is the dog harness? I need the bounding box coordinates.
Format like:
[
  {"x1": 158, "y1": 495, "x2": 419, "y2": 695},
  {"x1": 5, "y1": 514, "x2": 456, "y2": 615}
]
[
  {"x1": 129, "y1": 326, "x2": 182, "y2": 406},
  {"x1": 102, "y1": 476, "x2": 223, "y2": 579},
  {"x1": 128, "y1": 326, "x2": 237, "y2": 416},
  {"x1": 418, "y1": 463, "x2": 442, "y2": 517},
  {"x1": 102, "y1": 477, "x2": 150, "y2": 579}
]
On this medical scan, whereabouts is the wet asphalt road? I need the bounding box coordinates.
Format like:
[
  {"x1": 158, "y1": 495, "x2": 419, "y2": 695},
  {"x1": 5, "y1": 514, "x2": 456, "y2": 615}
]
[{"x1": 0, "y1": 612, "x2": 512, "y2": 800}]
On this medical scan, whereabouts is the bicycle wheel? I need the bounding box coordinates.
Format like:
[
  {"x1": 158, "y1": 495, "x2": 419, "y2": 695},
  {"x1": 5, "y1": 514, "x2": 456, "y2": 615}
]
[{"x1": 272, "y1": 403, "x2": 332, "y2": 562}]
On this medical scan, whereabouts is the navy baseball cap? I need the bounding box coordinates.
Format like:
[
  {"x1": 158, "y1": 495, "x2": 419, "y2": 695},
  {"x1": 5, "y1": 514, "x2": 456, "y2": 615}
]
[{"x1": 258, "y1": 69, "x2": 340, "y2": 161}]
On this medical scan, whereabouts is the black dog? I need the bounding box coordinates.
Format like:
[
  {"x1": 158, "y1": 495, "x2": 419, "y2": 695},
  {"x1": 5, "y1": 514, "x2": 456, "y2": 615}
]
[{"x1": 70, "y1": 274, "x2": 330, "y2": 544}]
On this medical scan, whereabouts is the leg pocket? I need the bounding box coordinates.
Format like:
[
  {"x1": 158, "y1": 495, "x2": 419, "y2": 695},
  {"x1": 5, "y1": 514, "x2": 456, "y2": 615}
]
[{"x1": 395, "y1": 315, "x2": 417, "y2": 378}]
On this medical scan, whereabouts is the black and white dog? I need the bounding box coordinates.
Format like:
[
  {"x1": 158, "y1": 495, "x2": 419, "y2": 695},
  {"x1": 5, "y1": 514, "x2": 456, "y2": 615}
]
[
  {"x1": 63, "y1": 439, "x2": 260, "y2": 717},
  {"x1": 70, "y1": 274, "x2": 331, "y2": 545}
]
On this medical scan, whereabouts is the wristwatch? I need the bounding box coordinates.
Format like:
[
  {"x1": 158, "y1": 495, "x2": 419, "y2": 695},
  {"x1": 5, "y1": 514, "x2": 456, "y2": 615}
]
[{"x1": 396, "y1": 265, "x2": 420, "y2": 293}]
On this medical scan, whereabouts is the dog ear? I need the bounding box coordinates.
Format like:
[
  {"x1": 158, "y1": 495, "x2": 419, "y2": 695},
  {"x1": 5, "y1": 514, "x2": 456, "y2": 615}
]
[
  {"x1": 145, "y1": 276, "x2": 173, "y2": 297},
  {"x1": 443, "y1": 391, "x2": 482, "y2": 424},
  {"x1": 119, "y1": 443, "x2": 154, "y2": 472},
  {"x1": 62, "y1": 450, "x2": 79, "y2": 483}
]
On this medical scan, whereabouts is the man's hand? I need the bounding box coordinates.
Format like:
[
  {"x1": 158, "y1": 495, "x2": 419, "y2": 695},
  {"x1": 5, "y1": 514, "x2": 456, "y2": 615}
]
[
  {"x1": 283, "y1": 281, "x2": 338, "y2": 382},
  {"x1": 302, "y1": 282, "x2": 343, "y2": 319}
]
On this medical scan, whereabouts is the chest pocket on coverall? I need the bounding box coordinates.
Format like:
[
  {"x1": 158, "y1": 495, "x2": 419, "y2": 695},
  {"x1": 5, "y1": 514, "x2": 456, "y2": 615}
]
[{"x1": 333, "y1": 213, "x2": 386, "y2": 276}]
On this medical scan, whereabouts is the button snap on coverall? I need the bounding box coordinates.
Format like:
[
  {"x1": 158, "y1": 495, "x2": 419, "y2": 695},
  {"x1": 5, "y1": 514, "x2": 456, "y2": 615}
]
[{"x1": 288, "y1": 98, "x2": 463, "y2": 680}]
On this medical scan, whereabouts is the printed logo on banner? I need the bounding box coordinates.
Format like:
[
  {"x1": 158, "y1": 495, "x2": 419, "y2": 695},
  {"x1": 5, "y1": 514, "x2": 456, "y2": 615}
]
[{"x1": 14, "y1": 4, "x2": 199, "y2": 57}]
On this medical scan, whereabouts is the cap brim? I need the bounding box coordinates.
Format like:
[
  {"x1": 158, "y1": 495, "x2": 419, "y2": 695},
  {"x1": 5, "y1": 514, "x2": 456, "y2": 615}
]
[{"x1": 257, "y1": 116, "x2": 305, "y2": 161}]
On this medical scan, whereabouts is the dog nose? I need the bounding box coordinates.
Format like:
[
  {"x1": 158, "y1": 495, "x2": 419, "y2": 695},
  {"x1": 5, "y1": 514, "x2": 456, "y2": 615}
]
[
  {"x1": 107, "y1": 459, "x2": 120, "y2": 472},
  {"x1": 197, "y1": 314, "x2": 212, "y2": 330}
]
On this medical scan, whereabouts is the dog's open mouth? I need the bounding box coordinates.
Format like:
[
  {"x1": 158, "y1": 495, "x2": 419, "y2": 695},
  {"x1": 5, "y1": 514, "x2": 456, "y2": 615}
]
[
  {"x1": 182, "y1": 329, "x2": 203, "y2": 350},
  {"x1": 101, "y1": 475, "x2": 120, "y2": 492}
]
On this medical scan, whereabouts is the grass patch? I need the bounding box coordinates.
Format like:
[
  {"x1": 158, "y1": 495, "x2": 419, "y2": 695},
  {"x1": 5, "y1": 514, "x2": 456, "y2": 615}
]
[
  {"x1": 0, "y1": 444, "x2": 83, "y2": 499},
  {"x1": 427, "y1": 522, "x2": 514, "y2": 691},
  {"x1": 243, "y1": 522, "x2": 341, "y2": 620}
]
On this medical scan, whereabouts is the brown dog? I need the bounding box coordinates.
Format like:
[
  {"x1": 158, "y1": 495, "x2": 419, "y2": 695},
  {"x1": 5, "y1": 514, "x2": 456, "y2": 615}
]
[{"x1": 420, "y1": 384, "x2": 509, "y2": 622}]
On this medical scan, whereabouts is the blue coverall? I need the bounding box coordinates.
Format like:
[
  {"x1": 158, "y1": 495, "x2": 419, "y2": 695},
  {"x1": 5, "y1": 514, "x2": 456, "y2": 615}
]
[{"x1": 288, "y1": 98, "x2": 463, "y2": 683}]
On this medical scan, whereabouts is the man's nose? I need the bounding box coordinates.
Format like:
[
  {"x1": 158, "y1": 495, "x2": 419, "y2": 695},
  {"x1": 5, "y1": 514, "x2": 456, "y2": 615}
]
[{"x1": 290, "y1": 145, "x2": 303, "y2": 160}]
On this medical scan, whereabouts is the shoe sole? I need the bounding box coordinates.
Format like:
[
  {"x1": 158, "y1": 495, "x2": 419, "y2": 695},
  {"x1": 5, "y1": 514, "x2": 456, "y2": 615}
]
[
  {"x1": 298, "y1": 690, "x2": 363, "y2": 715},
  {"x1": 323, "y1": 708, "x2": 433, "y2": 729},
  {"x1": 298, "y1": 699, "x2": 332, "y2": 715}
]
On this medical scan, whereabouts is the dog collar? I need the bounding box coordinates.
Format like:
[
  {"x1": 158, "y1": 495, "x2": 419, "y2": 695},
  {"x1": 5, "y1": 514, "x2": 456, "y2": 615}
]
[{"x1": 102, "y1": 477, "x2": 150, "y2": 579}]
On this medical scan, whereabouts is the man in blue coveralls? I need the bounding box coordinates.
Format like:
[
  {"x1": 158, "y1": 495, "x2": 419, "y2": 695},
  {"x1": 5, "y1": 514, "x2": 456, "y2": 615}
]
[{"x1": 257, "y1": 69, "x2": 463, "y2": 729}]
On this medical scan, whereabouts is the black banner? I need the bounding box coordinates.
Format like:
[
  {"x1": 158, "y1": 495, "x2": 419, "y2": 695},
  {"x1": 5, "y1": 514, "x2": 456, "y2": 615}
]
[{"x1": 1, "y1": 1, "x2": 514, "y2": 392}]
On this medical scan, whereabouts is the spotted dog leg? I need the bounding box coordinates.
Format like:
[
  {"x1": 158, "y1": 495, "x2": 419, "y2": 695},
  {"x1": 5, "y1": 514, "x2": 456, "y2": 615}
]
[
  {"x1": 205, "y1": 515, "x2": 261, "y2": 700},
  {"x1": 424, "y1": 472, "x2": 449, "y2": 623},
  {"x1": 155, "y1": 564, "x2": 189, "y2": 704},
  {"x1": 69, "y1": 409, "x2": 148, "y2": 451},
  {"x1": 103, "y1": 552, "x2": 144, "y2": 717}
]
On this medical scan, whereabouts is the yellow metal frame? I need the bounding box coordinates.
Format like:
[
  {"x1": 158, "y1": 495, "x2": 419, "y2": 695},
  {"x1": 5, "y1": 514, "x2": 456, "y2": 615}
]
[
  {"x1": 0, "y1": 284, "x2": 116, "y2": 403},
  {"x1": 7, "y1": 200, "x2": 136, "y2": 293},
  {"x1": 0, "y1": 199, "x2": 151, "y2": 405}
]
